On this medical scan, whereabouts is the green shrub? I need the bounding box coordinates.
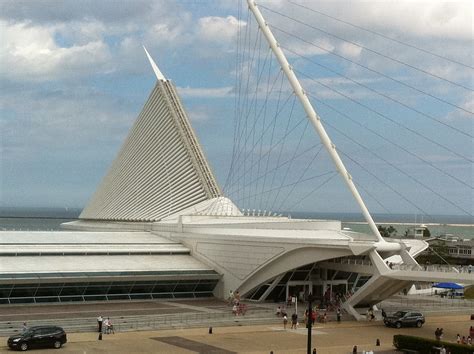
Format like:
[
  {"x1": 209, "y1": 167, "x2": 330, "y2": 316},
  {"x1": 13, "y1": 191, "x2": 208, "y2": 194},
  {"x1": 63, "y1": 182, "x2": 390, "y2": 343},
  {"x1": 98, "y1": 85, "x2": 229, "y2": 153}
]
[
  {"x1": 393, "y1": 334, "x2": 473, "y2": 354},
  {"x1": 464, "y1": 286, "x2": 474, "y2": 300}
]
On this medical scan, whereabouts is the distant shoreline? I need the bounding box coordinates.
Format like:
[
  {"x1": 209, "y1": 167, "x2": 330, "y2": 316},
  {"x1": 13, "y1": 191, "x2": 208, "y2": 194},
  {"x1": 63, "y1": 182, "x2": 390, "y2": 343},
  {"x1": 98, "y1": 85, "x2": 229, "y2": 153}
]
[{"x1": 344, "y1": 221, "x2": 474, "y2": 227}]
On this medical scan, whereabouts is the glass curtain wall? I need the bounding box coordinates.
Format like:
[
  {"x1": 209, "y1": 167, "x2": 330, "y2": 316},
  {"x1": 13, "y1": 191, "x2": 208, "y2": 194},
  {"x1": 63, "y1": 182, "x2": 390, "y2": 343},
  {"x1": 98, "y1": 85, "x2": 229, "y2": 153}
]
[{"x1": 0, "y1": 279, "x2": 218, "y2": 304}]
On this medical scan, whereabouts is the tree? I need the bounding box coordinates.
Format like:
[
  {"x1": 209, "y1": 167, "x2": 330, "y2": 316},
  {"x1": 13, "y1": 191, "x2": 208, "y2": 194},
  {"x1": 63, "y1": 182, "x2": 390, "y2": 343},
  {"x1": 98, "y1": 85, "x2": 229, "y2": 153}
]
[
  {"x1": 423, "y1": 228, "x2": 431, "y2": 238},
  {"x1": 377, "y1": 225, "x2": 397, "y2": 238}
]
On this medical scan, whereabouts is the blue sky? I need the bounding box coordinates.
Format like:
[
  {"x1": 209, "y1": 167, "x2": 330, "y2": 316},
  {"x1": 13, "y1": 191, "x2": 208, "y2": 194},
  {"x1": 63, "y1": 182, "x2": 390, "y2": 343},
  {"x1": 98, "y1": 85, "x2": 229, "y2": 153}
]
[{"x1": 0, "y1": 0, "x2": 472, "y2": 219}]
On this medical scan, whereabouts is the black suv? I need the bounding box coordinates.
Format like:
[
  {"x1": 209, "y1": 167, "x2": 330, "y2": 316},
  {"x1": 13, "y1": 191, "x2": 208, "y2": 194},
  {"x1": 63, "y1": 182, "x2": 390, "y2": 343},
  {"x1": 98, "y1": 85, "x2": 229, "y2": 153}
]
[
  {"x1": 7, "y1": 326, "x2": 67, "y2": 351},
  {"x1": 384, "y1": 310, "x2": 425, "y2": 328}
]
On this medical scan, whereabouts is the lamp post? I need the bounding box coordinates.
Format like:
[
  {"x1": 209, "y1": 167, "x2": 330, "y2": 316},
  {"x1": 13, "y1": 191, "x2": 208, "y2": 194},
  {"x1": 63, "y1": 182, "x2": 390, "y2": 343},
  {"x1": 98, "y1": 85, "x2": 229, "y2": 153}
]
[{"x1": 307, "y1": 294, "x2": 316, "y2": 354}]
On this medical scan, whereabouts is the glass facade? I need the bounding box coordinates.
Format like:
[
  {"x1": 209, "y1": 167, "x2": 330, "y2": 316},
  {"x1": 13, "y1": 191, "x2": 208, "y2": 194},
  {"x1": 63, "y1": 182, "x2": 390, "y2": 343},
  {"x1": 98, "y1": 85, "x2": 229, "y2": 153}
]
[
  {"x1": 246, "y1": 257, "x2": 372, "y2": 302},
  {"x1": 0, "y1": 279, "x2": 218, "y2": 304}
]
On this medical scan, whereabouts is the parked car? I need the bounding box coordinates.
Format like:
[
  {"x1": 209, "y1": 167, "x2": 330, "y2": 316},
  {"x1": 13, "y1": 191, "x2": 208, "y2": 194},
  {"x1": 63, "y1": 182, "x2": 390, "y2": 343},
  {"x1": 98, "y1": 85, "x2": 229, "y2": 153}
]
[
  {"x1": 7, "y1": 325, "x2": 67, "y2": 351},
  {"x1": 384, "y1": 310, "x2": 425, "y2": 328}
]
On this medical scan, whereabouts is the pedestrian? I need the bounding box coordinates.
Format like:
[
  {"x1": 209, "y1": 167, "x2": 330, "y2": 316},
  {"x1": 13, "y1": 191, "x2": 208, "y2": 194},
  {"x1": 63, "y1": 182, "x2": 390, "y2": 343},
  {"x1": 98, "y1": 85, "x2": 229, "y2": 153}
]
[
  {"x1": 311, "y1": 309, "x2": 317, "y2": 325},
  {"x1": 461, "y1": 336, "x2": 467, "y2": 344},
  {"x1": 440, "y1": 346, "x2": 446, "y2": 354},
  {"x1": 234, "y1": 291, "x2": 240, "y2": 302},
  {"x1": 106, "y1": 317, "x2": 115, "y2": 334},
  {"x1": 22, "y1": 322, "x2": 28, "y2": 333},
  {"x1": 322, "y1": 312, "x2": 327, "y2": 323},
  {"x1": 468, "y1": 264, "x2": 472, "y2": 274},
  {"x1": 456, "y1": 333, "x2": 461, "y2": 343},
  {"x1": 97, "y1": 315, "x2": 103, "y2": 333},
  {"x1": 381, "y1": 308, "x2": 387, "y2": 319},
  {"x1": 435, "y1": 328, "x2": 440, "y2": 340},
  {"x1": 283, "y1": 314, "x2": 288, "y2": 329},
  {"x1": 367, "y1": 307, "x2": 374, "y2": 321},
  {"x1": 291, "y1": 313, "x2": 298, "y2": 329},
  {"x1": 439, "y1": 328, "x2": 444, "y2": 340},
  {"x1": 103, "y1": 317, "x2": 109, "y2": 333},
  {"x1": 352, "y1": 345, "x2": 357, "y2": 354},
  {"x1": 467, "y1": 335, "x2": 471, "y2": 344},
  {"x1": 276, "y1": 306, "x2": 281, "y2": 316},
  {"x1": 336, "y1": 308, "x2": 341, "y2": 322},
  {"x1": 232, "y1": 304, "x2": 238, "y2": 316}
]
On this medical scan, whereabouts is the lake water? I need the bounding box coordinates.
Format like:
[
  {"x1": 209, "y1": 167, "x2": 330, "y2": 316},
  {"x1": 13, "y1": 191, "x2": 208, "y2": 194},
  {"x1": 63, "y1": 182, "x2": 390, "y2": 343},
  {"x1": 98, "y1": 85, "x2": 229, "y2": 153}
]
[{"x1": 0, "y1": 208, "x2": 472, "y2": 238}]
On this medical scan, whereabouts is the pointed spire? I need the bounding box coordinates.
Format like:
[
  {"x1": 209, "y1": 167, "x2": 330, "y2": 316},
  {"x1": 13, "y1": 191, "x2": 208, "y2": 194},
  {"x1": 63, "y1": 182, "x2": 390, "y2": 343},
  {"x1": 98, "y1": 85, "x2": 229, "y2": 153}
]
[{"x1": 143, "y1": 45, "x2": 166, "y2": 81}]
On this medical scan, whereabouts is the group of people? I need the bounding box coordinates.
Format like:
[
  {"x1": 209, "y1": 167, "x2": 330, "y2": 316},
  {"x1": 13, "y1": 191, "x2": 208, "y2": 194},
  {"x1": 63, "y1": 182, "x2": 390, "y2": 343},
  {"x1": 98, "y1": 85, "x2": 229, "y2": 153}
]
[
  {"x1": 229, "y1": 290, "x2": 247, "y2": 316},
  {"x1": 436, "y1": 327, "x2": 474, "y2": 346},
  {"x1": 456, "y1": 333, "x2": 472, "y2": 345},
  {"x1": 275, "y1": 306, "x2": 287, "y2": 317},
  {"x1": 282, "y1": 312, "x2": 298, "y2": 329},
  {"x1": 97, "y1": 315, "x2": 115, "y2": 334}
]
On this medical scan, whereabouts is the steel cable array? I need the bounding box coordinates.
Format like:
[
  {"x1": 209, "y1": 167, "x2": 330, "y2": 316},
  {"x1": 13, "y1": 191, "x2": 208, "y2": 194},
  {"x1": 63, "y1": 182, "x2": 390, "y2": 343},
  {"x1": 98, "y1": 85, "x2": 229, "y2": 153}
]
[{"x1": 223, "y1": 1, "x2": 472, "y2": 219}]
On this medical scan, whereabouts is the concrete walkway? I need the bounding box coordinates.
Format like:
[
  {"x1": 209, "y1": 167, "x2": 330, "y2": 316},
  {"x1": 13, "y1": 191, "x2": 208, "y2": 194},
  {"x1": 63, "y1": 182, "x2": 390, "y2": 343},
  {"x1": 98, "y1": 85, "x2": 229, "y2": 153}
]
[{"x1": 1, "y1": 314, "x2": 472, "y2": 353}]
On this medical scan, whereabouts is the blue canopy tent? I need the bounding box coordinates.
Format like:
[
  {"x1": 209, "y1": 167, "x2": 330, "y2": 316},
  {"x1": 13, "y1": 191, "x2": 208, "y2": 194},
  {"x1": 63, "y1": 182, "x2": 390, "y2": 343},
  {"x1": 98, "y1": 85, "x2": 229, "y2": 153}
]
[{"x1": 432, "y1": 282, "x2": 464, "y2": 289}]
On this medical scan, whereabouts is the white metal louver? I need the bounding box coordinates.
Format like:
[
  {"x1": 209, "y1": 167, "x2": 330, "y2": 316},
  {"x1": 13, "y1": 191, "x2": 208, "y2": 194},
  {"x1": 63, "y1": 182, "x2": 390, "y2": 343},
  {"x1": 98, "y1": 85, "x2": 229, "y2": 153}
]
[{"x1": 80, "y1": 55, "x2": 221, "y2": 222}]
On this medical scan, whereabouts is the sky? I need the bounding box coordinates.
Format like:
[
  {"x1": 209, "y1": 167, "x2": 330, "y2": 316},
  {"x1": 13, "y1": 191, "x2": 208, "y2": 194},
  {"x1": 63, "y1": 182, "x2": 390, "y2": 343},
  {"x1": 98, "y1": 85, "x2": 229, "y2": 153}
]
[{"x1": 0, "y1": 0, "x2": 472, "y2": 219}]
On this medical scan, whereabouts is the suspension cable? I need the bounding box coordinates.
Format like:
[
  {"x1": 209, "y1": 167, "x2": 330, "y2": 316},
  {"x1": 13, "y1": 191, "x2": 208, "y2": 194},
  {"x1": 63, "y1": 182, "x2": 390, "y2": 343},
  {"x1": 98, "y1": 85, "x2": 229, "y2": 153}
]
[
  {"x1": 288, "y1": 0, "x2": 474, "y2": 69},
  {"x1": 259, "y1": 5, "x2": 473, "y2": 91}
]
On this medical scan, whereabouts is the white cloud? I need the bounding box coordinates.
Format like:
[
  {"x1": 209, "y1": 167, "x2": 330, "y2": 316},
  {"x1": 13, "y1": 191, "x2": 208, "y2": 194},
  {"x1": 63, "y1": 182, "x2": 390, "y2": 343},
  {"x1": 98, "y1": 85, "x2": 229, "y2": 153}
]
[
  {"x1": 0, "y1": 20, "x2": 112, "y2": 81},
  {"x1": 337, "y1": 42, "x2": 362, "y2": 59},
  {"x1": 197, "y1": 16, "x2": 245, "y2": 44},
  {"x1": 445, "y1": 94, "x2": 474, "y2": 121},
  {"x1": 177, "y1": 86, "x2": 233, "y2": 98}
]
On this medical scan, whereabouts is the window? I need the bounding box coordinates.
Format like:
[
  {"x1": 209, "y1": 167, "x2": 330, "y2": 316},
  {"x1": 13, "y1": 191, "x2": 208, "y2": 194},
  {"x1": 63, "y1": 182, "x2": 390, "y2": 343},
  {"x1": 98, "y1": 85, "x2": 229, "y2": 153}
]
[{"x1": 1, "y1": 278, "x2": 217, "y2": 303}]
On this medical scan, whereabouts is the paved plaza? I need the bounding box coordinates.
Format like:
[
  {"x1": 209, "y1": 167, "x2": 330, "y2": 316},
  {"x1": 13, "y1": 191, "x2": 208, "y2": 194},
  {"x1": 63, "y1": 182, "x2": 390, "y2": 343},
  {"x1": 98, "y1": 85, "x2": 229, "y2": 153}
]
[{"x1": 1, "y1": 313, "x2": 472, "y2": 353}]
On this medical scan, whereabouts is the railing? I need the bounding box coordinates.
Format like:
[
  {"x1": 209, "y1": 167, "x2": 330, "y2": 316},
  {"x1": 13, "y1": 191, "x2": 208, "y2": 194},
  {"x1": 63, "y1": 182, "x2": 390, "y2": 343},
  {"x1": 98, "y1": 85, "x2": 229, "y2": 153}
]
[
  {"x1": 393, "y1": 264, "x2": 471, "y2": 273},
  {"x1": 0, "y1": 305, "x2": 277, "y2": 336},
  {"x1": 326, "y1": 258, "x2": 373, "y2": 266},
  {"x1": 379, "y1": 294, "x2": 474, "y2": 311}
]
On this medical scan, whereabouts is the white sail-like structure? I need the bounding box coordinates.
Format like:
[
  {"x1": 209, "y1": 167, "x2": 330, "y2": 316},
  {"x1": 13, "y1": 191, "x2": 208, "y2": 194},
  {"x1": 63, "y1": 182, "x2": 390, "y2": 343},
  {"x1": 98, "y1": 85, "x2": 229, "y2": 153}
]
[
  {"x1": 80, "y1": 50, "x2": 221, "y2": 222},
  {"x1": 1, "y1": 43, "x2": 471, "y2": 318}
]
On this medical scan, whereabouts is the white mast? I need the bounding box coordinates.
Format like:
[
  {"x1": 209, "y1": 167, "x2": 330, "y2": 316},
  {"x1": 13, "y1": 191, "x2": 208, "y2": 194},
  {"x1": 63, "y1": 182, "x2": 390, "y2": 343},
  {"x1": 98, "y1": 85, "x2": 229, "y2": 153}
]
[
  {"x1": 143, "y1": 46, "x2": 167, "y2": 81},
  {"x1": 247, "y1": 0, "x2": 386, "y2": 244}
]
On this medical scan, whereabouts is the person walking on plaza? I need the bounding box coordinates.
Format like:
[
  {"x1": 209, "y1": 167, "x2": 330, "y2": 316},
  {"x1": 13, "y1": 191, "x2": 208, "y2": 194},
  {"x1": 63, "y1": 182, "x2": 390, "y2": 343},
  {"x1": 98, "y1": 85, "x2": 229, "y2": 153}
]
[
  {"x1": 283, "y1": 314, "x2": 288, "y2": 329},
  {"x1": 435, "y1": 328, "x2": 441, "y2": 341},
  {"x1": 97, "y1": 315, "x2": 103, "y2": 333},
  {"x1": 336, "y1": 308, "x2": 341, "y2": 322},
  {"x1": 291, "y1": 313, "x2": 298, "y2": 329},
  {"x1": 456, "y1": 333, "x2": 461, "y2": 343},
  {"x1": 22, "y1": 322, "x2": 28, "y2": 333}
]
